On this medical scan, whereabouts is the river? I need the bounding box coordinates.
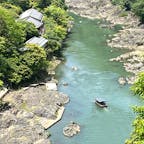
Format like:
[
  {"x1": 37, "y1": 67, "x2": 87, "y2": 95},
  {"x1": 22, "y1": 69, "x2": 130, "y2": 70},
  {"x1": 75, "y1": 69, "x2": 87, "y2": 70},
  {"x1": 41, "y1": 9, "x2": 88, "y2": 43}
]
[{"x1": 49, "y1": 14, "x2": 141, "y2": 144}]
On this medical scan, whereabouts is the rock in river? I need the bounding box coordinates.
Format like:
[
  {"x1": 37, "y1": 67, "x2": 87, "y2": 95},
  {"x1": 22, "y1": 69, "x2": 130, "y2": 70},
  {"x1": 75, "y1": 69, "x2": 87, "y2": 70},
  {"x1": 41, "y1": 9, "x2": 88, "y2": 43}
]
[
  {"x1": 118, "y1": 77, "x2": 126, "y2": 85},
  {"x1": 63, "y1": 121, "x2": 80, "y2": 137}
]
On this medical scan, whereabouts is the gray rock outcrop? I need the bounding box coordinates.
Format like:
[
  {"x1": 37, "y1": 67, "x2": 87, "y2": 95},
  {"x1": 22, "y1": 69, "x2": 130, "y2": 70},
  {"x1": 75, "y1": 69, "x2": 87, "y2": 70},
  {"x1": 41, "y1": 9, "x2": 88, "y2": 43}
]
[
  {"x1": 0, "y1": 85, "x2": 69, "y2": 144},
  {"x1": 63, "y1": 121, "x2": 80, "y2": 137}
]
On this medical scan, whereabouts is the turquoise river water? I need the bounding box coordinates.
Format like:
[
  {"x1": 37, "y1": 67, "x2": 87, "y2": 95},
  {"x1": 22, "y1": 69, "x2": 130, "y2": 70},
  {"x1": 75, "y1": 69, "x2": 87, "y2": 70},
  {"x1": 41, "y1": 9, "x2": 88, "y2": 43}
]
[{"x1": 50, "y1": 14, "x2": 142, "y2": 144}]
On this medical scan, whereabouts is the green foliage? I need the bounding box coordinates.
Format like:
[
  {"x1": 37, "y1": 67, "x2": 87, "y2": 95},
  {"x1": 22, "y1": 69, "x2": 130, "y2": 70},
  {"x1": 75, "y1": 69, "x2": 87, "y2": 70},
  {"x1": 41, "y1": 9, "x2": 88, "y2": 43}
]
[
  {"x1": 3, "y1": 0, "x2": 30, "y2": 10},
  {"x1": 126, "y1": 73, "x2": 144, "y2": 144},
  {"x1": 45, "y1": 39, "x2": 62, "y2": 54},
  {"x1": 29, "y1": 0, "x2": 66, "y2": 9},
  {"x1": 6, "y1": 56, "x2": 32, "y2": 84},
  {"x1": 21, "y1": 44, "x2": 47, "y2": 73},
  {"x1": 111, "y1": 0, "x2": 144, "y2": 23},
  {"x1": 19, "y1": 21, "x2": 39, "y2": 41},
  {"x1": 0, "y1": 37, "x2": 7, "y2": 55},
  {"x1": 131, "y1": 72, "x2": 144, "y2": 98},
  {"x1": 51, "y1": 0, "x2": 67, "y2": 9},
  {"x1": 7, "y1": 44, "x2": 47, "y2": 85},
  {"x1": 29, "y1": 0, "x2": 51, "y2": 8},
  {"x1": 0, "y1": 2, "x2": 22, "y2": 14},
  {"x1": 0, "y1": 6, "x2": 26, "y2": 48},
  {"x1": 43, "y1": 5, "x2": 71, "y2": 55},
  {"x1": 44, "y1": 5, "x2": 70, "y2": 27},
  {"x1": 133, "y1": 106, "x2": 144, "y2": 118},
  {"x1": 0, "y1": 55, "x2": 9, "y2": 75},
  {"x1": 43, "y1": 17, "x2": 67, "y2": 40},
  {"x1": 119, "y1": 11, "x2": 128, "y2": 17},
  {"x1": 112, "y1": 0, "x2": 136, "y2": 9},
  {"x1": 0, "y1": 0, "x2": 71, "y2": 87},
  {"x1": 132, "y1": 0, "x2": 144, "y2": 23},
  {"x1": 0, "y1": 80, "x2": 4, "y2": 88},
  {"x1": 125, "y1": 106, "x2": 144, "y2": 144}
]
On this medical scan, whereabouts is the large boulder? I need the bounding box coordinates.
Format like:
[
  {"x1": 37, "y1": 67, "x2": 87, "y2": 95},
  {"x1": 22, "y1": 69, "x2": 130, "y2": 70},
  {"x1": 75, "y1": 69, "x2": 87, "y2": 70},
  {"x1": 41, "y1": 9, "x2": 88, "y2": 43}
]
[
  {"x1": 46, "y1": 82, "x2": 57, "y2": 91},
  {"x1": 63, "y1": 121, "x2": 80, "y2": 137}
]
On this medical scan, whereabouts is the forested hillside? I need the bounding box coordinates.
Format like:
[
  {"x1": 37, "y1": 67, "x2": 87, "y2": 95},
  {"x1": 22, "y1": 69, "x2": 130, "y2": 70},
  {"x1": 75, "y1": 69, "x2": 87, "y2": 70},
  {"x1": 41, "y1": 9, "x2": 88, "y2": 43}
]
[{"x1": 0, "y1": 0, "x2": 71, "y2": 87}]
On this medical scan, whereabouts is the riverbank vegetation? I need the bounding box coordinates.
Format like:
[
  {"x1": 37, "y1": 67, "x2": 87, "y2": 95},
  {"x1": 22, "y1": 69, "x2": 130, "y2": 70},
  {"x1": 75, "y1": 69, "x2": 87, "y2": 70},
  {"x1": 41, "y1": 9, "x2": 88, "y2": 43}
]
[
  {"x1": 125, "y1": 72, "x2": 144, "y2": 144},
  {"x1": 0, "y1": 0, "x2": 71, "y2": 88},
  {"x1": 111, "y1": 0, "x2": 144, "y2": 23}
]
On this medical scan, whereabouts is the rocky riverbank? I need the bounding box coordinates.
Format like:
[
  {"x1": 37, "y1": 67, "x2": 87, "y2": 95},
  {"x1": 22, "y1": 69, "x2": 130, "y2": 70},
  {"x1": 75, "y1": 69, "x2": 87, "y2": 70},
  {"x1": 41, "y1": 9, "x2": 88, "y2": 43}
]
[
  {"x1": 65, "y1": 0, "x2": 139, "y2": 26},
  {"x1": 65, "y1": 0, "x2": 144, "y2": 84},
  {"x1": 0, "y1": 83, "x2": 69, "y2": 144},
  {"x1": 0, "y1": 55, "x2": 70, "y2": 144}
]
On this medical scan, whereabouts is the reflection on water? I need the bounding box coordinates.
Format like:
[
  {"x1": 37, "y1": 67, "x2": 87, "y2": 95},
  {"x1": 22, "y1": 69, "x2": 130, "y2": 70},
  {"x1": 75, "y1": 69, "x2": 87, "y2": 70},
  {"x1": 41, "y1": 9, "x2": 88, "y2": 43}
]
[{"x1": 49, "y1": 14, "x2": 141, "y2": 144}]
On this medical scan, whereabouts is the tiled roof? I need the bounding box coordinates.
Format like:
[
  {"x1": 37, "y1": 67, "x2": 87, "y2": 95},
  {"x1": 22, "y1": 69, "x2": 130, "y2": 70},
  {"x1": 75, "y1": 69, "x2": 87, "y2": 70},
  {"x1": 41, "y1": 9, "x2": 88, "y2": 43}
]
[
  {"x1": 24, "y1": 17, "x2": 43, "y2": 28},
  {"x1": 20, "y1": 8, "x2": 43, "y2": 21},
  {"x1": 19, "y1": 8, "x2": 43, "y2": 28},
  {"x1": 26, "y1": 37, "x2": 48, "y2": 48}
]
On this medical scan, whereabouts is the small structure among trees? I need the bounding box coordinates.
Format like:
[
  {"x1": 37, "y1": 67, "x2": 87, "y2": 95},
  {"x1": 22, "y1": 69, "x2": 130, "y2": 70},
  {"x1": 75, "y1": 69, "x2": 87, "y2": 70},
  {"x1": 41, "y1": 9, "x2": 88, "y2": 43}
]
[
  {"x1": 26, "y1": 36, "x2": 48, "y2": 48},
  {"x1": 19, "y1": 8, "x2": 44, "y2": 33}
]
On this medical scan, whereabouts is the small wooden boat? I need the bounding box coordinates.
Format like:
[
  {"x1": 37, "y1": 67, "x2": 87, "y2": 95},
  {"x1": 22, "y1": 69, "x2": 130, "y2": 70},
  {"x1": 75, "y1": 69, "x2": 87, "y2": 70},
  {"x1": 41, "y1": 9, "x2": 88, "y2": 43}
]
[{"x1": 95, "y1": 98, "x2": 107, "y2": 108}]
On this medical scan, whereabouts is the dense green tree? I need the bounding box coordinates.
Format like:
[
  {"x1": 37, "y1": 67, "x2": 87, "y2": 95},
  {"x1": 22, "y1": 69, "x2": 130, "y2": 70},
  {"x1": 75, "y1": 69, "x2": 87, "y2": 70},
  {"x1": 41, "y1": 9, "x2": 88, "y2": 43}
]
[
  {"x1": 0, "y1": 6, "x2": 25, "y2": 49},
  {"x1": 0, "y1": 37, "x2": 7, "y2": 55},
  {"x1": 44, "y1": 5, "x2": 70, "y2": 27},
  {"x1": 0, "y1": 80, "x2": 4, "y2": 87},
  {"x1": 7, "y1": 44, "x2": 47, "y2": 85},
  {"x1": 29, "y1": 0, "x2": 66, "y2": 9},
  {"x1": 43, "y1": 6, "x2": 70, "y2": 55},
  {"x1": 30, "y1": 0, "x2": 51, "y2": 8},
  {"x1": 5, "y1": 0, "x2": 30, "y2": 10},
  {"x1": 0, "y1": 0, "x2": 71, "y2": 87},
  {"x1": 21, "y1": 44, "x2": 47, "y2": 73},
  {"x1": 6, "y1": 56, "x2": 31, "y2": 84},
  {"x1": 43, "y1": 17, "x2": 67, "y2": 40},
  {"x1": 131, "y1": 72, "x2": 144, "y2": 98},
  {"x1": 51, "y1": 0, "x2": 67, "y2": 9},
  {"x1": 0, "y1": 55, "x2": 8, "y2": 86},
  {"x1": 125, "y1": 106, "x2": 144, "y2": 144},
  {"x1": 125, "y1": 73, "x2": 144, "y2": 144},
  {"x1": 0, "y1": 2, "x2": 22, "y2": 14},
  {"x1": 19, "y1": 21, "x2": 39, "y2": 41},
  {"x1": 132, "y1": 0, "x2": 144, "y2": 23}
]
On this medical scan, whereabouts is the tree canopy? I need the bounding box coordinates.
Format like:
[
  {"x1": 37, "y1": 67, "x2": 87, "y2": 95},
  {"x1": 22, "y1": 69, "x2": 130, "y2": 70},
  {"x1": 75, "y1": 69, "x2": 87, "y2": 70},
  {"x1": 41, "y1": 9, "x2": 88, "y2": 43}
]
[{"x1": 0, "y1": 0, "x2": 71, "y2": 87}]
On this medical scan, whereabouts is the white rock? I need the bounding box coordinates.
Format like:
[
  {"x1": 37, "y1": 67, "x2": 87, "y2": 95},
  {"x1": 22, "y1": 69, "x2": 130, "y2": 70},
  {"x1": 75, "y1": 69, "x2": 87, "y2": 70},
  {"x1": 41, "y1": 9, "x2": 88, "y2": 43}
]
[
  {"x1": 23, "y1": 87, "x2": 30, "y2": 91},
  {"x1": 71, "y1": 66, "x2": 78, "y2": 71},
  {"x1": 118, "y1": 77, "x2": 126, "y2": 85},
  {"x1": 46, "y1": 82, "x2": 57, "y2": 91},
  {"x1": 0, "y1": 87, "x2": 8, "y2": 99}
]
